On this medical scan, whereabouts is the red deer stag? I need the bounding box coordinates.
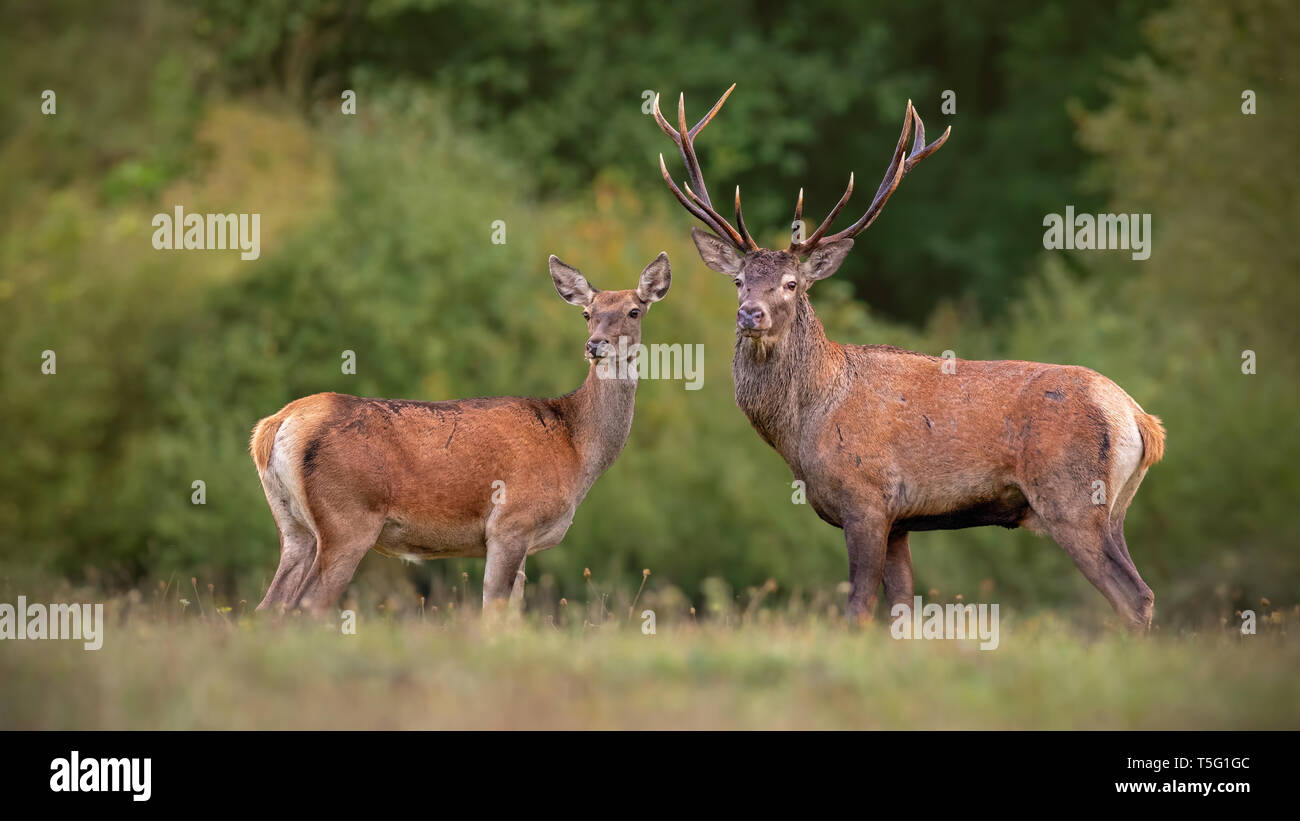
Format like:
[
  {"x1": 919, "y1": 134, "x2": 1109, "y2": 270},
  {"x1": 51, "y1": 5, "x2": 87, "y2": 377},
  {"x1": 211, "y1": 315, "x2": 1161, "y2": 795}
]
[
  {"x1": 654, "y1": 85, "x2": 1164, "y2": 630},
  {"x1": 250, "y1": 253, "x2": 671, "y2": 614}
]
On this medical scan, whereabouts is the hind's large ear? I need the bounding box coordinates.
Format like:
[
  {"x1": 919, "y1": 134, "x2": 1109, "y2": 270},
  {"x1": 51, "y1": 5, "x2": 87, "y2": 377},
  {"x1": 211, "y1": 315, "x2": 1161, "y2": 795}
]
[
  {"x1": 549, "y1": 255, "x2": 596, "y2": 306},
  {"x1": 691, "y1": 227, "x2": 744, "y2": 277},
  {"x1": 635, "y1": 252, "x2": 671, "y2": 304},
  {"x1": 801, "y1": 238, "x2": 854, "y2": 282}
]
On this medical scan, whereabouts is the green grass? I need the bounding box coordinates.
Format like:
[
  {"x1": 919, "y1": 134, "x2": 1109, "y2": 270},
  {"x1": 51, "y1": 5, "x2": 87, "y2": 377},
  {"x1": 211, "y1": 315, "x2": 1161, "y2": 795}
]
[{"x1": 2, "y1": 583, "x2": 1296, "y2": 730}]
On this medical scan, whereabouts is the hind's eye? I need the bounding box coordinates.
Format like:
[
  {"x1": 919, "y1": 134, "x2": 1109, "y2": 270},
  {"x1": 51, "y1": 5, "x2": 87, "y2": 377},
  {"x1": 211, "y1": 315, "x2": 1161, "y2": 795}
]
[
  {"x1": 628, "y1": 309, "x2": 640, "y2": 318},
  {"x1": 582, "y1": 312, "x2": 590, "y2": 320},
  {"x1": 733, "y1": 279, "x2": 742, "y2": 288}
]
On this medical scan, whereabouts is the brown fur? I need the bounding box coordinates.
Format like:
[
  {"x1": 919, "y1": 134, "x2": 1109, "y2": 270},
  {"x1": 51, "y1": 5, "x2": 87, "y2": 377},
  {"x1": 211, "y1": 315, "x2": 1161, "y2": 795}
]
[
  {"x1": 250, "y1": 254, "x2": 671, "y2": 615},
  {"x1": 691, "y1": 230, "x2": 1163, "y2": 632},
  {"x1": 1136, "y1": 412, "x2": 1166, "y2": 470},
  {"x1": 656, "y1": 86, "x2": 1162, "y2": 631},
  {"x1": 249, "y1": 413, "x2": 285, "y2": 474}
]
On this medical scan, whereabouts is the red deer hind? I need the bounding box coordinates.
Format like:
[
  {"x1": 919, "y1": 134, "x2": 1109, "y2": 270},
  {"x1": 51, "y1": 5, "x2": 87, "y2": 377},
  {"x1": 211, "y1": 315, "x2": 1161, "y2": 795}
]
[
  {"x1": 655, "y1": 85, "x2": 1164, "y2": 630},
  {"x1": 250, "y1": 253, "x2": 671, "y2": 614}
]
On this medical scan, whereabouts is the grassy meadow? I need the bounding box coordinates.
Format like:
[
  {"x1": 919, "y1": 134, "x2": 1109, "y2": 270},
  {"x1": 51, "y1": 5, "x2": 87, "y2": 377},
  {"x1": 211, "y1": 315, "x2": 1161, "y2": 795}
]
[{"x1": 2, "y1": 576, "x2": 1296, "y2": 730}]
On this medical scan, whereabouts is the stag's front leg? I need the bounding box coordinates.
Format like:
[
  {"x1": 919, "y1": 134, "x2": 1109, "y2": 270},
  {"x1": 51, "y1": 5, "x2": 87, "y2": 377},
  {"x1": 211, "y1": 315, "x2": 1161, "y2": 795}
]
[
  {"x1": 843, "y1": 515, "x2": 889, "y2": 625},
  {"x1": 883, "y1": 530, "x2": 914, "y2": 612}
]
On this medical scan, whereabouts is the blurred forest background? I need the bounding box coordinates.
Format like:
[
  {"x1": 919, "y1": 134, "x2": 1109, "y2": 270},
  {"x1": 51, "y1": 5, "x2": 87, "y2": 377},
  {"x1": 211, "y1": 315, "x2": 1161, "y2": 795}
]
[{"x1": 0, "y1": 0, "x2": 1295, "y2": 623}]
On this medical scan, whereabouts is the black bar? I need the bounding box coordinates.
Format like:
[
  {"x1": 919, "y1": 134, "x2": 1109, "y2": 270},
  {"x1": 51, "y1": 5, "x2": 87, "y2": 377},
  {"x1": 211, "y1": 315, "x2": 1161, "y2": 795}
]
[{"x1": 0, "y1": 730, "x2": 1289, "y2": 808}]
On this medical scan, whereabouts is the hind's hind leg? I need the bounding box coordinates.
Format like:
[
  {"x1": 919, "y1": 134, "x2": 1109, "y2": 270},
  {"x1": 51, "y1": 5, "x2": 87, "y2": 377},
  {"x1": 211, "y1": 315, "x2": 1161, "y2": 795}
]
[
  {"x1": 256, "y1": 477, "x2": 317, "y2": 612},
  {"x1": 257, "y1": 523, "x2": 316, "y2": 612},
  {"x1": 291, "y1": 506, "x2": 385, "y2": 616}
]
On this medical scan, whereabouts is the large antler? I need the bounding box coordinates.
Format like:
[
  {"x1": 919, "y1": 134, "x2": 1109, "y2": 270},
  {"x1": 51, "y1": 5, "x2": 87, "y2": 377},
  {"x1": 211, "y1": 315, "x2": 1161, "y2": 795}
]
[
  {"x1": 653, "y1": 84, "x2": 758, "y2": 252},
  {"x1": 655, "y1": 87, "x2": 950, "y2": 257},
  {"x1": 790, "y1": 100, "x2": 949, "y2": 255}
]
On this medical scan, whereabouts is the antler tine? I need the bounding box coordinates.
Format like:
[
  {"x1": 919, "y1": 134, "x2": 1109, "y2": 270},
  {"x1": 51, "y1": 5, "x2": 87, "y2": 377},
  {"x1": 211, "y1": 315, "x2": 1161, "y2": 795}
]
[
  {"x1": 651, "y1": 90, "x2": 720, "y2": 209},
  {"x1": 793, "y1": 188, "x2": 804, "y2": 225},
  {"x1": 674, "y1": 91, "x2": 717, "y2": 212},
  {"x1": 904, "y1": 107, "x2": 950, "y2": 173},
  {"x1": 817, "y1": 100, "x2": 917, "y2": 246},
  {"x1": 734, "y1": 186, "x2": 757, "y2": 250},
  {"x1": 651, "y1": 84, "x2": 734, "y2": 145},
  {"x1": 683, "y1": 179, "x2": 748, "y2": 248},
  {"x1": 792, "y1": 172, "x2": 855, "y2": 252},
  {"x1": 658, "y1": 154, "x2": 741, "y2": 246},
  {"x1": 689, "y1": 82, "x2": 735, "y2": 138},
  {"x1": 653, "y1": 85, "x2": 750, "y2": 251}
]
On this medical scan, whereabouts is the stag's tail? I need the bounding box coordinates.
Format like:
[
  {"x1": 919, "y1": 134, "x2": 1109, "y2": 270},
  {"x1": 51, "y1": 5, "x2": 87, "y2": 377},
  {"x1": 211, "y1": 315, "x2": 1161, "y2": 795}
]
[
  {"x1": 1135, "y1": 412, "x2": 1166, "y2": 471},
  {"x1": 250, "y1": 411, "x2": 288, "y2": 474}
]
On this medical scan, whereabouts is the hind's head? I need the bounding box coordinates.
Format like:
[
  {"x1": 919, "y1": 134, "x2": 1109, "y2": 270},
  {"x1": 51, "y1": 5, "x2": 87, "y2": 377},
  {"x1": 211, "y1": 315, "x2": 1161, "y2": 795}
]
[{"x1": 548, "y1": 252, "x2": 671, "y2": 364}]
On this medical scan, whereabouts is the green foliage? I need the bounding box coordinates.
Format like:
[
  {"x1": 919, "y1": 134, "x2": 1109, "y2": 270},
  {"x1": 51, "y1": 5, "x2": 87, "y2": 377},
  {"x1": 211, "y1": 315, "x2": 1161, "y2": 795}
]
[{"x1": 194, "y1": 0, "x2": 1162, "y2": 321}]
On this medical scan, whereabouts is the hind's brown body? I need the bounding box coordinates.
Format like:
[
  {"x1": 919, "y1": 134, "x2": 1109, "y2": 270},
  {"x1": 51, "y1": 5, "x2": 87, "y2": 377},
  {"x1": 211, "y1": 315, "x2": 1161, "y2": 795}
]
[{"x1": 250, "y1": 253, "x2": 671, "y2": 614}]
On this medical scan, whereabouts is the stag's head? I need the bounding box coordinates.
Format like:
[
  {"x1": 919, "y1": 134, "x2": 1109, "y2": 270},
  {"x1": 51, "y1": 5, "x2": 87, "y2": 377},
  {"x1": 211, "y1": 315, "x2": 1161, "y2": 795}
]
[
  {"x1": 654, "y1": 85, "x2": 948, "y2": 344},
  {"x1": 548, "y1": 253, "x2": 671, "y2": 364}
]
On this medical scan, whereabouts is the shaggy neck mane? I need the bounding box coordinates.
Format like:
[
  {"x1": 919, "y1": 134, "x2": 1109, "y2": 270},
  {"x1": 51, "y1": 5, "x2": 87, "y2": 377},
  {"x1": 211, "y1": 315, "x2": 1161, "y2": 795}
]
[{"x1": 733, "y1": 294, "x2": 846, "y2": 466}]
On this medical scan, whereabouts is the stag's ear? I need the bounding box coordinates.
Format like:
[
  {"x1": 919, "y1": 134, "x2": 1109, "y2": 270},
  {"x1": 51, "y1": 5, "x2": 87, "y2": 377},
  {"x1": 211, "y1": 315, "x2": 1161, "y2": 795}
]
[
  {"x1": 691, "y1": 227, "x2": 744, "y2": 277},
  {"x1": 635, "y1": 252, "x2": 671, "y2": 304},
  {"x1": 549, "y1": 255, "x2": 596, "y2": 306},
  {"x1": 802, "y1": 238, "x2": 855, "y2": 283}
]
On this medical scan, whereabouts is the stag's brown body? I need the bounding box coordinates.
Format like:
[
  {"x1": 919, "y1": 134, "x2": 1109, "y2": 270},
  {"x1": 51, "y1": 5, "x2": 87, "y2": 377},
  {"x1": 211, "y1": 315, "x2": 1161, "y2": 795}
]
[
  {"x1": 656, "y1": 86, "x2": 1164, "y2": 630},
  {"x1": 250, "y1": 254, "x2": 670, "y2": 614}
]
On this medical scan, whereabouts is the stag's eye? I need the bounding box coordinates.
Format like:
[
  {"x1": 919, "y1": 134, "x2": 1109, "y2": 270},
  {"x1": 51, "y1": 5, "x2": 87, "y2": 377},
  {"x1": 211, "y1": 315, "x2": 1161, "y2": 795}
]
[
  {"x1": 785, "y1": 281, "x2": 797, "y2": 291},
  {"x1": 628, "y1": 308, "x2": 640, "y2": 318},
  {"x1": 582, "y1": 311, "x2": 590, "y2": 320},
  {"x1": 733, "y1": 279, "x2": 742, "y2": 288}
]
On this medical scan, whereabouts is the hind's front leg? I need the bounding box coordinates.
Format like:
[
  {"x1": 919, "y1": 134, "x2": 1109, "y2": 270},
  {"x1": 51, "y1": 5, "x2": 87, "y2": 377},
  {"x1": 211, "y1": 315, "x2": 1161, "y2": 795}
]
[
  {"x1": 483, "y1": 536, "x2": 528, "y2": 611},
  {"x1": 509, "y1": 554, "x2": 527, "y2": 611}
]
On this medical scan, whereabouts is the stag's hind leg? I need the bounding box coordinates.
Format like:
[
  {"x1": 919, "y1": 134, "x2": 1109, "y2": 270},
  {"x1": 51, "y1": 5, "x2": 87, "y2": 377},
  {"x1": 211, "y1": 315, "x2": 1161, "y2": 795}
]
[
  {"x1": 1042, "y1": 510, "x2": 1154, "y2": 632},
  {"x1": 1023, "y1": 458, "x2": 1154, "y2": 631},
  {"x1": 1099, "y1": 460, "x2": 1155, "y2": 629},
  {"x1": 1019, "y1": 390, "x2": 1154, "y2": 631}
]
